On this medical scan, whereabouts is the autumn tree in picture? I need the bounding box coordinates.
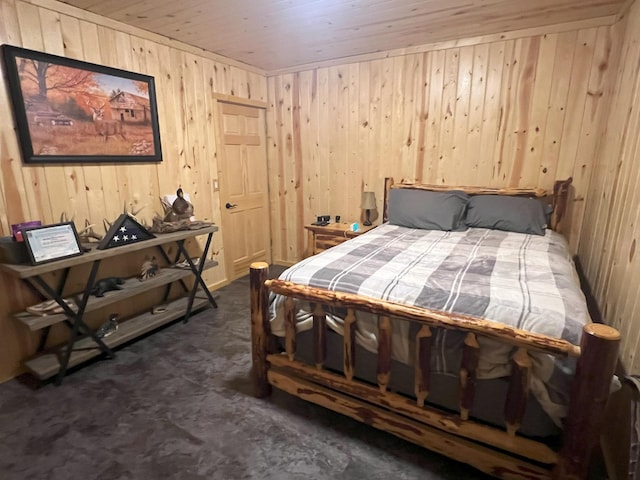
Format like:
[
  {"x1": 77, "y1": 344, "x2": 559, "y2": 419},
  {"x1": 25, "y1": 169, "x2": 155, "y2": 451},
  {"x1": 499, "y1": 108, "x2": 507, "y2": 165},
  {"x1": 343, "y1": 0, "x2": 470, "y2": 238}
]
[{"x1": 3, "y1": 46, "x2": 161, "y2": 161}]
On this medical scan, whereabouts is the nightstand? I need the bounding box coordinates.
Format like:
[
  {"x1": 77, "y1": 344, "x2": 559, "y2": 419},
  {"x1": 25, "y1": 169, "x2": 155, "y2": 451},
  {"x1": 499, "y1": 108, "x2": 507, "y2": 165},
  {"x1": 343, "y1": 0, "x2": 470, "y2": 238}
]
[{"x1": 304, "y1": 223, "x2": 376, "y2": 257}]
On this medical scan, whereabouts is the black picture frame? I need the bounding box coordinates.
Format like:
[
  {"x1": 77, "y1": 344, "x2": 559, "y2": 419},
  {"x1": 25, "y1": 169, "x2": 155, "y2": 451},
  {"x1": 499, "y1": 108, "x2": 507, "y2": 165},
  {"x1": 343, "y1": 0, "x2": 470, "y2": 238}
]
[
  {"x1": 1, "y1": 45, "x2": 162, "y2": 164},
  {"x1": 21, "y1": 222, "x2": 83, "y2": 265}
]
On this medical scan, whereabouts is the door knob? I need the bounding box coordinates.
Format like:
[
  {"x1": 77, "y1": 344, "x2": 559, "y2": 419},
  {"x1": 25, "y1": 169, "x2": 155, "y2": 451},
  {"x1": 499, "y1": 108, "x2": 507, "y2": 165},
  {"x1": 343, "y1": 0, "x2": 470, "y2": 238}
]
[{"x1": 225, "y1": 202, "x2": 237, "y2": 209}]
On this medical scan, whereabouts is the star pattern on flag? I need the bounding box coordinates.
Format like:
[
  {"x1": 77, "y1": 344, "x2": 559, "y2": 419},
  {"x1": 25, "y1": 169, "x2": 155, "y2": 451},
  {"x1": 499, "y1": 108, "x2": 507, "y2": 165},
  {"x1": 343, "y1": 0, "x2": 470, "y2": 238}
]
[{"x1": 98, "y1": 214, "x2": 155, "y2": 250}]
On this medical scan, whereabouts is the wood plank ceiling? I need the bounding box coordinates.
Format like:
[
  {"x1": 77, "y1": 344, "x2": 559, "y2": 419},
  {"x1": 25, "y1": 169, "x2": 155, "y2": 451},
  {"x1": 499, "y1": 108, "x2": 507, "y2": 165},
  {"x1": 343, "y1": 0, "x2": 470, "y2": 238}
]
[{"x1": 59, "y1": 0, "x2": 627, "y2": 72}]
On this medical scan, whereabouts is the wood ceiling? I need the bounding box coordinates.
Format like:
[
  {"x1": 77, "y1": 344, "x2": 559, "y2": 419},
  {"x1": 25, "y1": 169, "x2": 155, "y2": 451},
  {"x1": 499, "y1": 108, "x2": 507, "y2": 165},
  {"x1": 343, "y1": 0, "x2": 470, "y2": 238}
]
[{"x1": 59, "y1": 0, "x2": 628, "y2": 73}]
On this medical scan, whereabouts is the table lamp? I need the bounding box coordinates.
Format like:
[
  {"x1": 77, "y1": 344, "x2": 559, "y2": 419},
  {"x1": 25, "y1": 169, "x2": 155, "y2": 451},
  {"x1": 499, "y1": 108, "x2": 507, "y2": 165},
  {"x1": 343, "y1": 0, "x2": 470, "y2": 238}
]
[{"x1": 360, "y1": 191, "x2": 376, "y2": 226}]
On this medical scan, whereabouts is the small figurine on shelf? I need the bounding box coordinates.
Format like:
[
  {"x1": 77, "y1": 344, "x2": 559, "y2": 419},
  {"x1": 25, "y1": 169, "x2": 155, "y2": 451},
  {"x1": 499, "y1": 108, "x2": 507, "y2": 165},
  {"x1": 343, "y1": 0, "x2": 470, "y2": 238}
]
[
  {"x1": 175, "y1": 258, "x2": 200, "y2": 269},
  {"x1": 151, "y1": 188, "x2": 212, "y2": 233},
  {"x1": 151, "y1": 303, "x2": 168, "y2": 315},
  {"x1": 139, "y1": 256, "x2": 159, "y2": 281},
  {"x1": 164, "y1": 188, "x2": 194, "y2": 222},
  {"x1": 96, "y1": 314, "x2": 119, "y2": 339},
  {"x1": 91, "y1": 277, "x2": 124, "y2": 297}
]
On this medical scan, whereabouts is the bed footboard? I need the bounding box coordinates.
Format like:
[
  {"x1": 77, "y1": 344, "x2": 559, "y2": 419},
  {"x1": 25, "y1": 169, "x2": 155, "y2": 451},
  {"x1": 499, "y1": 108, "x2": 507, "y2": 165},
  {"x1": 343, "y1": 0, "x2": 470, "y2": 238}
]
[{"x1": 249, "y1": 262, "x2": 620, "y2": 479}]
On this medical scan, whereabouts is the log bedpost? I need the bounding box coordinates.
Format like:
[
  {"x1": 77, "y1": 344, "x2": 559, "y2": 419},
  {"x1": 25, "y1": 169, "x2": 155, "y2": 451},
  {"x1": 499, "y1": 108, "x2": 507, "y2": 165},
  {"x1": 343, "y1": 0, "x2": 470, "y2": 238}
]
[
  {"x1": 550, "y1": 177, "x2": 572, "y2": 233},
  {"x1": 250, "y1": 262, "x2": 272, "y2": 398},
  {"x1": 555, "y1": 323, "x2": 620, "y2": 479},
  {"x1": 383, "y1": 177, "x2": 394, "y2": 223}
]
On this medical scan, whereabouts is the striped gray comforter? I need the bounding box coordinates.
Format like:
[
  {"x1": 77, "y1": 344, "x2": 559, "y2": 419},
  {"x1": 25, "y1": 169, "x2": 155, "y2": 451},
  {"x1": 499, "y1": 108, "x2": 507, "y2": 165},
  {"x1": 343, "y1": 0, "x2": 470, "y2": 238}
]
[{"x1": 269, "y1": 223, "x2": 590, "y2": 425}]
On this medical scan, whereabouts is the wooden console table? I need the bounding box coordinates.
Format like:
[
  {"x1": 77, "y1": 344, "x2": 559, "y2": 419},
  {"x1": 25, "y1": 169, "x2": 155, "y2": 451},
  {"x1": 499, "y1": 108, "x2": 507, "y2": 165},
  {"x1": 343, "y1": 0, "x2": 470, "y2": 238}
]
[{"x1": 0, "y1": 225, "x2": 219, "y2": 384}]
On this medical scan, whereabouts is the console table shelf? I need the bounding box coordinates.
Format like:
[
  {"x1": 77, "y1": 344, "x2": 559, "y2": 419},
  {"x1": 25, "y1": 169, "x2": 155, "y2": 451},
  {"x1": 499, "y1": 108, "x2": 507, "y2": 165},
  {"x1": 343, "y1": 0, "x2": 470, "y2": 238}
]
[
  {"x1": 24, "y1": 293, "x2": 211, "y2": 380},
  {"x1": 0, "y1": 227, "x2": 217, "y2": 278},
  {"x1": 0, "y1": 225, "x2": 219, "y2": 384},
  {"x1": 14, "y1": 260, "x2": 218, "y2": 331}
]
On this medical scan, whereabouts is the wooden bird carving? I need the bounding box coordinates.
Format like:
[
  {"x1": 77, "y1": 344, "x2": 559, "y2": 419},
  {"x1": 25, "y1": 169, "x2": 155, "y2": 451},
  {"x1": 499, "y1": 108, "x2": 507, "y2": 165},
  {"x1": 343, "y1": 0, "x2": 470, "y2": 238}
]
[{"x1": 164, "y1": 188, "x2": 194, "y2": 222}]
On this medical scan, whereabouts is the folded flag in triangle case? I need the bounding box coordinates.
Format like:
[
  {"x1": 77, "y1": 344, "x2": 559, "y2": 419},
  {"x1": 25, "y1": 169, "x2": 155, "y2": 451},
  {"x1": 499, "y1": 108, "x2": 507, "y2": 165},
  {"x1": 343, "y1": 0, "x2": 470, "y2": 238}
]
[{"x1": 97, "y1": 214, "x2": 155, "y2": 250}]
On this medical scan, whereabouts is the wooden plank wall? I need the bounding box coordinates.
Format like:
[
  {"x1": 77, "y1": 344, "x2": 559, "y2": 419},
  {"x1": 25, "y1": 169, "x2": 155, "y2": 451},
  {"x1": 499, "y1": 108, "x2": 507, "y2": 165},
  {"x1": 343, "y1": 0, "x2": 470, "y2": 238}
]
[
  {"x1": 580, "y1": 0, "x2": 640, "y2": 373},
  {"x1": 0, "y1": 0, "x2": 267, "y2": 381},
  {"x1": 266, "y1": 22, "x2": 621, "y2": 266}
]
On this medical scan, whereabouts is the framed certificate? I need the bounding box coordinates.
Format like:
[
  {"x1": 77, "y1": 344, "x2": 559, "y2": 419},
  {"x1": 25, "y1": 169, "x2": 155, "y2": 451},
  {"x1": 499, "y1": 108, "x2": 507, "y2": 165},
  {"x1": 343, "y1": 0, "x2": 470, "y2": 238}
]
[{"x1": 21, "y1": 222, "x2": 83, "y2": 265}]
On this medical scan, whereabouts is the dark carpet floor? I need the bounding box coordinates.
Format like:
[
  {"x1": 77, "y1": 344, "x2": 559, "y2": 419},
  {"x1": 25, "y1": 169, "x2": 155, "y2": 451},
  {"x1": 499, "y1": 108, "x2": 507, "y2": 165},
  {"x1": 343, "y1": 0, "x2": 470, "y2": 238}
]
[{"x1": 0, "y1": 266, "x2": 597, "y2": 479}]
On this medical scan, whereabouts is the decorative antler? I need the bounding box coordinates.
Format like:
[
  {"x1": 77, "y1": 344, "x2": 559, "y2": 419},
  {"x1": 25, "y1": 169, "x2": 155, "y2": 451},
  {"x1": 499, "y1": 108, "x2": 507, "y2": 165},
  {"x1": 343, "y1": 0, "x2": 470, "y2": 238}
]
[
  {"x1": 60, "y1": 212, "x2": 75, "y2": 224},
  {"x1": 123, "y1": 201, "x2": 146, "y2": 225},
  {"x1": 77, "y1": 219, "x2": 102, "y2": 243},
  {"x1": 159, "y1": 196, "x2": 173, "y2": 215},
  {"x1": 123, "y1": 201, "x2": 145, "y2": 217},
  {"x1": 103, "y1": 202, "x2": 147, "y2": 233}
]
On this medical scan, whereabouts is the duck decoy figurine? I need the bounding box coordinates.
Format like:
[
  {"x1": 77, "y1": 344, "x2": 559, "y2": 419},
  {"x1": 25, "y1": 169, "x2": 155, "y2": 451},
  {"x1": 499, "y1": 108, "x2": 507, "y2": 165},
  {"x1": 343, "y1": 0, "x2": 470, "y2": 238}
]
[
  {"x1": 164, "y1": 188, "x2": 194, "y2": 222},
  {"x1": 96, "y1": 314, "x2": 119, "y2": 338}
]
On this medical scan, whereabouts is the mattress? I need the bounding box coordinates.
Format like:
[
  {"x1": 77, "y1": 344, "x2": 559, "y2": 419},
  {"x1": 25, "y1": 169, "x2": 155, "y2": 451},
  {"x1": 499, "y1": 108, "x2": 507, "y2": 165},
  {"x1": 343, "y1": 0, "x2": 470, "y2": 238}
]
[{"x1": 269, "y1": 224, "x2": 590, "y2": 429}]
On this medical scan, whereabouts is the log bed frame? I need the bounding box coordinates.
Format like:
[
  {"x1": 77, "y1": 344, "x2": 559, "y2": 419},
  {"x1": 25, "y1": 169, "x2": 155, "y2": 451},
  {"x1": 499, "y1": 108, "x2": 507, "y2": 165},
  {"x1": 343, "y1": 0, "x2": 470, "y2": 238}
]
[{"x1": 249, "y1": 177, "x2": 621, "y2": 479}]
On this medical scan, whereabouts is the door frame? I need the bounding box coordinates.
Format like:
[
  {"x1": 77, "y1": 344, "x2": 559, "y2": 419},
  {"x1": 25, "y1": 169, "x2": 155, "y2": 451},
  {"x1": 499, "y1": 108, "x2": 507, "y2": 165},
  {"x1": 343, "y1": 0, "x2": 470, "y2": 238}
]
[{"x1": 213, "y1": 94, "x2": 271, "y2": 281}]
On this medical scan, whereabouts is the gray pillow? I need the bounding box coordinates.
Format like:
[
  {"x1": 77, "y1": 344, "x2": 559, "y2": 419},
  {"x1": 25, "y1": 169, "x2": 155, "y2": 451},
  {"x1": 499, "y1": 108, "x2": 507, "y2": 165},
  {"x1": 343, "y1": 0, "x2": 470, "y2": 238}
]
[
  {"x1": 465, "y1": 195, "x2": 552, "y2": 235},
  {"x1": 387, "y1": 189, "x2": 470, "y2": 231}
]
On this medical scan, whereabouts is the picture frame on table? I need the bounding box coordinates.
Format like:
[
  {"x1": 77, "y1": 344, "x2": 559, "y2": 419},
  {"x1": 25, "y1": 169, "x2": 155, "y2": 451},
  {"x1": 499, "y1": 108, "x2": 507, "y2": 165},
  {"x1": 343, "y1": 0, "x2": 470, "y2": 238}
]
[
  {"x1": 1, "y1": 44, "x2": 162, "y2": 164},
  {"x1": 21, "y1": 222, "x2": 84, "y2": 265}
]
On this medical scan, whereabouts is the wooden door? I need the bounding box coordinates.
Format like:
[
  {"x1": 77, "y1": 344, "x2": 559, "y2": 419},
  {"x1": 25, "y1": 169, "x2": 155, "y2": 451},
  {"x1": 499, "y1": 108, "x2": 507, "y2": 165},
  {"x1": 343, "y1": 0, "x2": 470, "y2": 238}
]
[{"x1": 217, "y1": 100, "x2": 271, "y2": 281}]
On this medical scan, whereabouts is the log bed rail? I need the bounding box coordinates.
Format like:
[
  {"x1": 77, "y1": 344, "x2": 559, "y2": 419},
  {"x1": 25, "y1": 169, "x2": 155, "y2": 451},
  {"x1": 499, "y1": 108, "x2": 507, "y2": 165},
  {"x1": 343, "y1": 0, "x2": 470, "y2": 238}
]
[{"x1": 250, "y1": 178, "x2": 620, "y2": 479}]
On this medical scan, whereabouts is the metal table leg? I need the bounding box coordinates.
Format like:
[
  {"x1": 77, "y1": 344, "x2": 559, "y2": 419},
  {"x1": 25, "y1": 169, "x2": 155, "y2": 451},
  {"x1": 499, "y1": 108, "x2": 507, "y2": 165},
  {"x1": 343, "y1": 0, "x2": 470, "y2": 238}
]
[
  {"x1": 176, "y1": 233, "x2": 218, "y2": 322},
  {"x1": 31, "y1": 260, "x2": 115, "y2": 385}
]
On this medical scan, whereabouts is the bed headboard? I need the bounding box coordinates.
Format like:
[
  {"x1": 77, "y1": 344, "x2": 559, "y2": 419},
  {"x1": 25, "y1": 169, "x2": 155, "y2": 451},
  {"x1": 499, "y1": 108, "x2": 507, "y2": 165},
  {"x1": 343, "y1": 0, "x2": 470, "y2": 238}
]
[{"x1": 382, "y1": 177, "x2": 572, "y2": 233}]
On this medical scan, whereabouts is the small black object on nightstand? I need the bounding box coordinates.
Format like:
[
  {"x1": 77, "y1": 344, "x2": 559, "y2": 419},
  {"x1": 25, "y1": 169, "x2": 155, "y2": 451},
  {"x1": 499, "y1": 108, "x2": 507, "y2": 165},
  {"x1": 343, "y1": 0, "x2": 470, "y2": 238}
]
[{"x1": 312, "y1": 215, "x2": 331, "y2": 226}]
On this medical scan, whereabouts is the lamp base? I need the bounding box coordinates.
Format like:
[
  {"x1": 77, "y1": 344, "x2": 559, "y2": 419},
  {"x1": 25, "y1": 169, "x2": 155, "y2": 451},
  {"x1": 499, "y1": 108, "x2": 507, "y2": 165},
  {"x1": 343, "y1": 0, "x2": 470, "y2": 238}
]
[{"x1": 363, "y1": 209, "x2": 372, "y2": 226}]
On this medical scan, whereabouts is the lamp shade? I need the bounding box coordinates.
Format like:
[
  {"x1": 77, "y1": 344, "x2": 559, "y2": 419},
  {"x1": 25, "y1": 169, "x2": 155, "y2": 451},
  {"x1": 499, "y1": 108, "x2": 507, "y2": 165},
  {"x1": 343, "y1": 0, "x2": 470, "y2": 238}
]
[{"x1": 360, "y1": 191, "x2": 377, "y2": 210}]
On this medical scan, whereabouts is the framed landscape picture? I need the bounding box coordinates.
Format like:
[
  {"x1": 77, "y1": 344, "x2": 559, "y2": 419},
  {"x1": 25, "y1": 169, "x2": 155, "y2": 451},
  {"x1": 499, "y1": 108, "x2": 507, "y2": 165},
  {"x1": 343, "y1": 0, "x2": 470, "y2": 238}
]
[{"x1": 1, "y1": 45, "x2": 162, "y2": 164}]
